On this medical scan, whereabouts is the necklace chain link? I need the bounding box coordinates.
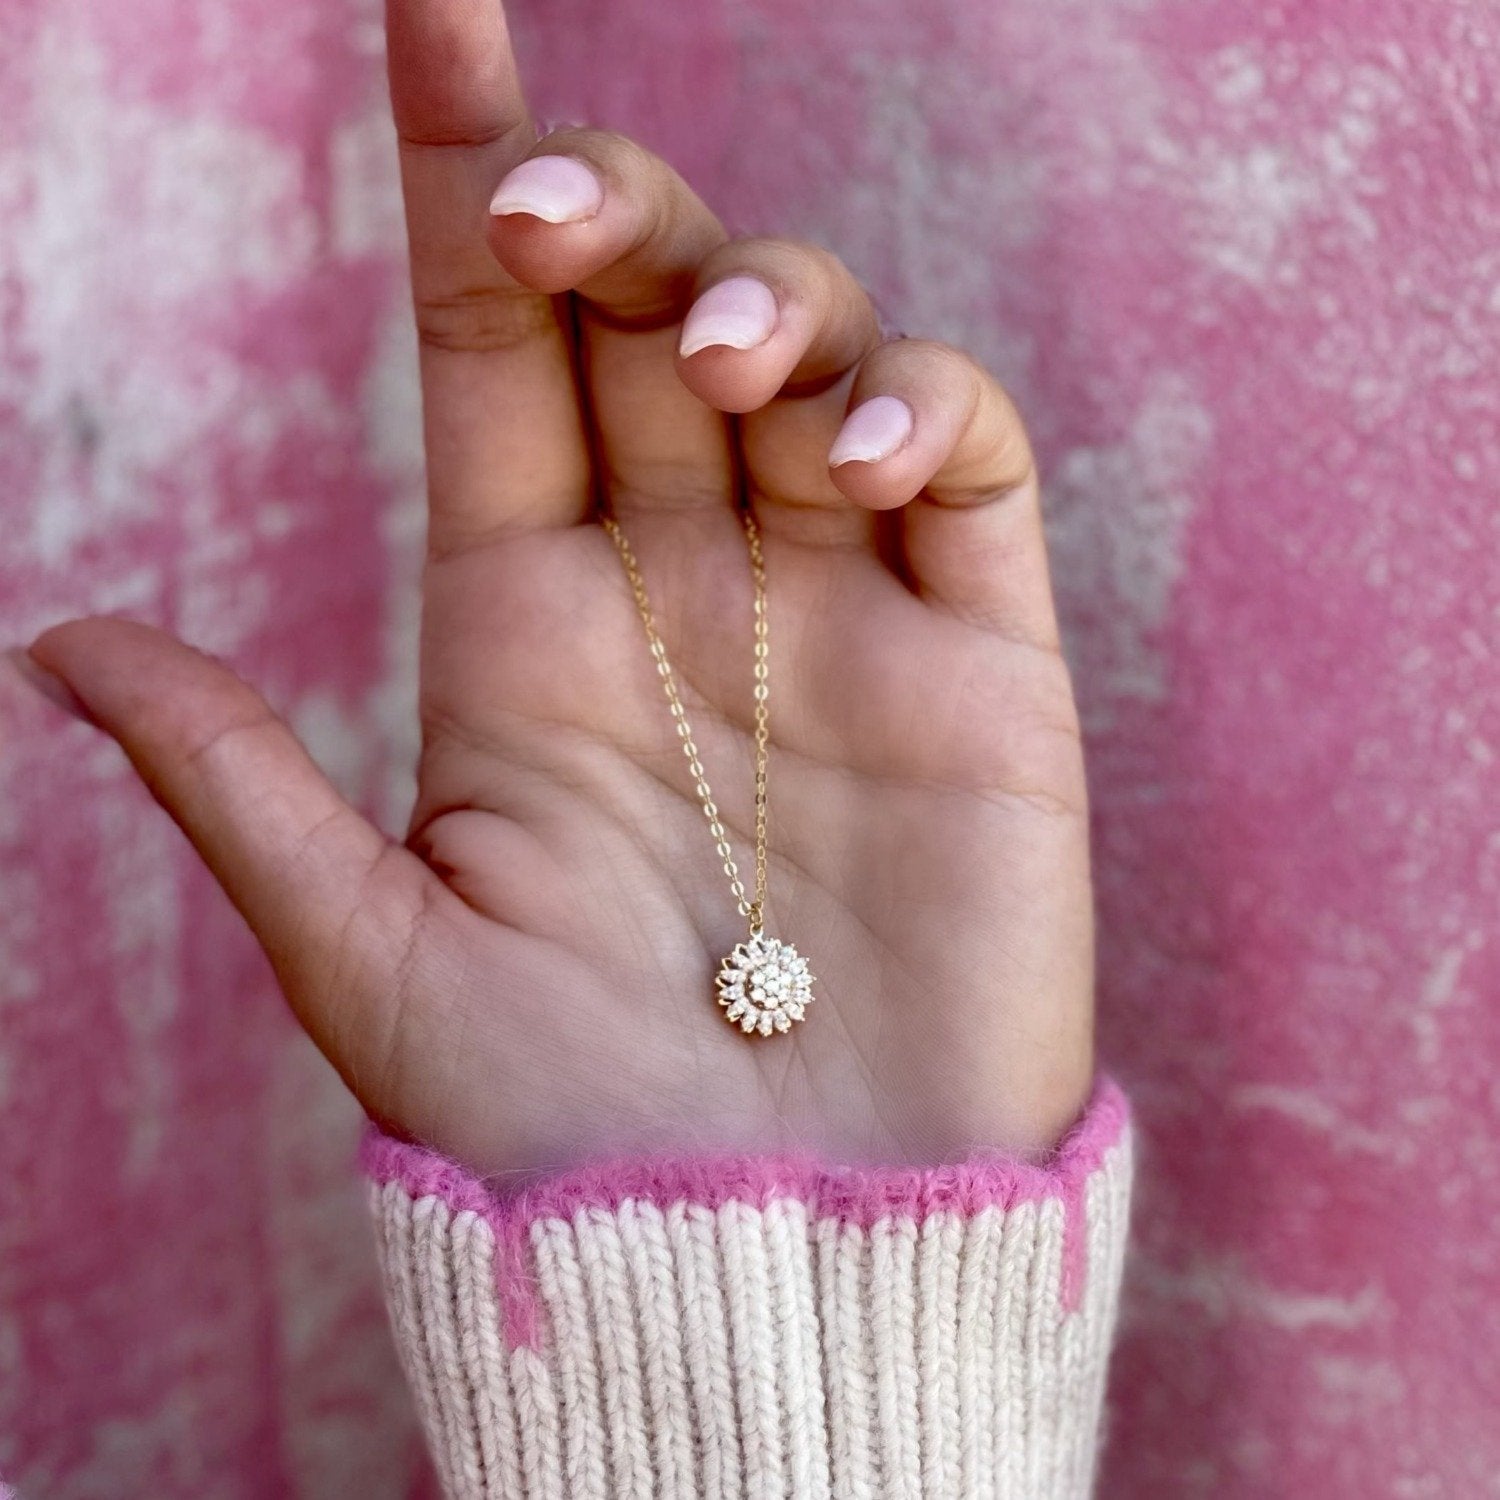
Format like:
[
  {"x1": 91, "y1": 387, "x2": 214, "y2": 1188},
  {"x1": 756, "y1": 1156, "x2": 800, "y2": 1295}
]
[{"x1": 603, "y1": 511, "x2": 771, "y2": 934}]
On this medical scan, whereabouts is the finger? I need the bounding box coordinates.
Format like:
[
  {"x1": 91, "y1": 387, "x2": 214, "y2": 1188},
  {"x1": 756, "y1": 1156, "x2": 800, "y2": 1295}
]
[
  {"x1": 488, "y1": 130, "x2": 731, "y2": 511},
  {"x1": 676, "y1": 239, "x2": 882, "y2": 414},
  {"x1": 828, "y1": 339, "x2": 1057, "y2": 647},
  {"x1": 672, "y1": 240, "x2": 884, "y2": 544},
  {"x1": 27, "y1": 618, "x2": 452, "y2": 1095},
  {"x1": 388, "y1": 0, "x2": 590, "y2": 553}
]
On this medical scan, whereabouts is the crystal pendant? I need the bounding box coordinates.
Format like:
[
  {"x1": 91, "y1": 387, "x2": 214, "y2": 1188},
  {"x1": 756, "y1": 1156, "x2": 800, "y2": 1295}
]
[{"x1": 716, "y1": 932, "x2": 815, "y2": 1036}]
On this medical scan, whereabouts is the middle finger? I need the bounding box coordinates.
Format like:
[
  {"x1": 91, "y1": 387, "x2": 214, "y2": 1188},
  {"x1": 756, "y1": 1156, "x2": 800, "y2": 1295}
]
[{"x1": 488, "y1": 130, "x2": 734, "y2": 516}]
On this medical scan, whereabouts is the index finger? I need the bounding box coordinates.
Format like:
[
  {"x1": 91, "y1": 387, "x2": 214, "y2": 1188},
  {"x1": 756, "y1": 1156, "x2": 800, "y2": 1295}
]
[{"x1": 387, "y1": 0, "x2": 592, "y2": 547}]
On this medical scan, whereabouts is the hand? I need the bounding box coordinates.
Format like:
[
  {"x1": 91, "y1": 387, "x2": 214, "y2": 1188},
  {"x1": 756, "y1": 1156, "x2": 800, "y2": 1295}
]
[{"x1": 26, "y1": 0, "x2": 1093, "y2": 1174}]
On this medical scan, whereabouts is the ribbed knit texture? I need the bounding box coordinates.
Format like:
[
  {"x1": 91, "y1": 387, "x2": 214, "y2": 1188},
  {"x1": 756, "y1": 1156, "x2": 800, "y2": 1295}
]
[{"x1": 365, "y1": 1081, "x2": 1132, "y2": 1499}]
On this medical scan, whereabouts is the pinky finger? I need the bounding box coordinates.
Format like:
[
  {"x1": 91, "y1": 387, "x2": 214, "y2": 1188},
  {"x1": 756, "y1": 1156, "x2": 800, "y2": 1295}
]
[{"x1": 826, "y1": 339, "x2": 1058, "y2": 648}]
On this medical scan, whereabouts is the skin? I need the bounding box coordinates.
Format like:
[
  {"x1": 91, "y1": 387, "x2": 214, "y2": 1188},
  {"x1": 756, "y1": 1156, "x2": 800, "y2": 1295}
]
[{"x1": 22, "y1": 0, "x2": 1095, "y2": 1177}]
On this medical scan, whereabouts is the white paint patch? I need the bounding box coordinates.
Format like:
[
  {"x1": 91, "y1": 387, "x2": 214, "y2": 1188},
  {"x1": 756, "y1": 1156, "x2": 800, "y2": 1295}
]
[
  {"x1": 1229, "y1": 1084, "x2": 1405, "y2": 1160},
  {"x1": 363, "y1": 292, "x2": 426, "y2": 833},
  {"x1": 1410, "y1": 941, "x2": 1473, "y2": 1065},
  {"x1": 1136, "y1": 1252, "x2": 1388, "y2": 1333},
  {"x1": 1180, "y1": 47, "x2": 1401, "y2": 287},
  {"x1": 0, "y1": 763, "x2": 41, "y2": 1017},
  {"x1": 0, "y1": 16, "x2": 319, "y2": 567},
  {"x1": 1314, "y1": 1353, "x2": 1408, "y2": 1405},
  {"x1": 361, "y1": 289, "x2": 425, "y2": 489},
  {"x1": 1047, "y1": 372, "x2": 1214, "y2": 704},
  {"x1": 838, "y1": 49, "x2": 1042, "y2": 377},
  {"x1": 1190, "y1": 144, "x2": 1323, "y2": 285},
  {"x1": 266, "y1": 1032, "x2": 416, "y2": 1497},
  {"x1": 1418, "y1": 945, "x2": 1466, "y2": 1010},
  {"x1": 330, "y1": 103, "x2": 405, "y2": 262},
  {"x1": 292, "y1": 690, "x2": 382, "y2": 805},
  {"x1": 1206, "y1": 46, "x2": 1266, "y2": 108},
  {"x1": 38, "y1": 1383, "x2": 232, "y2": 1498},
  {"x1": 91, "y1": 768, "x2": 184, "y2": 1183}
]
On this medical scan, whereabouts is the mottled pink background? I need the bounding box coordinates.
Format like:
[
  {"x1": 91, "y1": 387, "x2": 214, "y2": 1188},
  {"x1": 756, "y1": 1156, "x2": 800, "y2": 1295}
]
[{"x1": 2, "y1": 0, "x2": 1496, "y2": 1494}]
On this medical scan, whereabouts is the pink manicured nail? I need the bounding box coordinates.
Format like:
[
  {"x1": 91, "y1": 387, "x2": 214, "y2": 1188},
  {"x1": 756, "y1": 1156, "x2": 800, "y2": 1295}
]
[
  {"x1": 488, "y1": 156, "x2": 603, "y2": 223},
  {"x1": 829, "y1": 395, "x2": 915, "y2": 466},
  {"x1": 2, "y1": 648, "x2": 91, "y2": 724},
  {"x1": 678, "y1": 276, "x2": 779, "y2": 357}
]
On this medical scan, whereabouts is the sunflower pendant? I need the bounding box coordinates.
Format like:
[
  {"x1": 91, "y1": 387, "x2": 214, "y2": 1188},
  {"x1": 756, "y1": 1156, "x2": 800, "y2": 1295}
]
[{"x1": 716, "y1": 933, "x2": 815, "y2": 1036}]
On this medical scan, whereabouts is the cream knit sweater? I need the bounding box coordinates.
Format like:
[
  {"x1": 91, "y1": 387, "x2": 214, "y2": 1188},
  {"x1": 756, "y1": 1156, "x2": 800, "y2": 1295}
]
[{"x1": 363, "y1": 1079, "x2": 1132, "y2": 1499}]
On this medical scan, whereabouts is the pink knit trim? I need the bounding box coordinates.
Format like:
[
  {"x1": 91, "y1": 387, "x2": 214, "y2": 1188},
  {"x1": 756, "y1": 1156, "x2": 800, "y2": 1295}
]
[{"x1": 363, "y1": 1077, "x2": 1128, "y2": 1346}]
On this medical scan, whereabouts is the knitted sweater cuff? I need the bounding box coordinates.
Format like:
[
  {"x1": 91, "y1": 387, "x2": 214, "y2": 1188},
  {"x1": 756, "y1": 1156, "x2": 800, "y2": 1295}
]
[{"x1": 362, "y1": 1079, "x2": 1132, "y2": 1499}]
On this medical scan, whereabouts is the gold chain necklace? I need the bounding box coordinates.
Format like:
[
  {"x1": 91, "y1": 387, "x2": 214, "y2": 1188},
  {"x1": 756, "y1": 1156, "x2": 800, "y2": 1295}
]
[{"x1": 604, "y1": 510, "x2": 814, "y2": 1036}]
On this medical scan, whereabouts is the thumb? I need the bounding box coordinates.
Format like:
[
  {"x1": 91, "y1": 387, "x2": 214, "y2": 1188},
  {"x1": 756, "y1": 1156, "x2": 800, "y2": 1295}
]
[{"x1": 27, "y1": 617, "x2": 442, "y2": 1101}]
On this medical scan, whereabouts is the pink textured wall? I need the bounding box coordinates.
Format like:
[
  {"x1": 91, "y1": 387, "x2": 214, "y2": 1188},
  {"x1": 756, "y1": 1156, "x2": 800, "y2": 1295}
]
[{"x1": 2, "y1": 0, "x2": 1496, "y2": 1494}]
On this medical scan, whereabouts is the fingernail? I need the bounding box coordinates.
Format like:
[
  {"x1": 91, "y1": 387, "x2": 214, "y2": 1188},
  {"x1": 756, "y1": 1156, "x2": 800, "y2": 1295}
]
[
  {"x1": 829, "y1": 395, "x2": 915, "y2": 466},
  {"x1": 2, "y1": 648, "x2": 91, "y2": 724},
  {"x1": 679, "y1": 276, "x2": 780, "y2": 357},
  {"x1": 489, "y1": 155, "x2": 603, "y2": 223}
]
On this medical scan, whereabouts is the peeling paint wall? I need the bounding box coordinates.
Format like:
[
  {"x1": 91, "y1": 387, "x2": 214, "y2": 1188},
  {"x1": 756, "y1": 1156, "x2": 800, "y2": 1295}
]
[{"x1": 2, "y1": 0, "x2": 1496, "y2": 1493}]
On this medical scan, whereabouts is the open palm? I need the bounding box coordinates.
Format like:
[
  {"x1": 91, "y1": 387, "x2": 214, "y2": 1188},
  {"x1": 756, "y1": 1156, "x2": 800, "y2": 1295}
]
[{"x1": 30, "y1": 0, "x2": 1093, "y2": 1176}]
